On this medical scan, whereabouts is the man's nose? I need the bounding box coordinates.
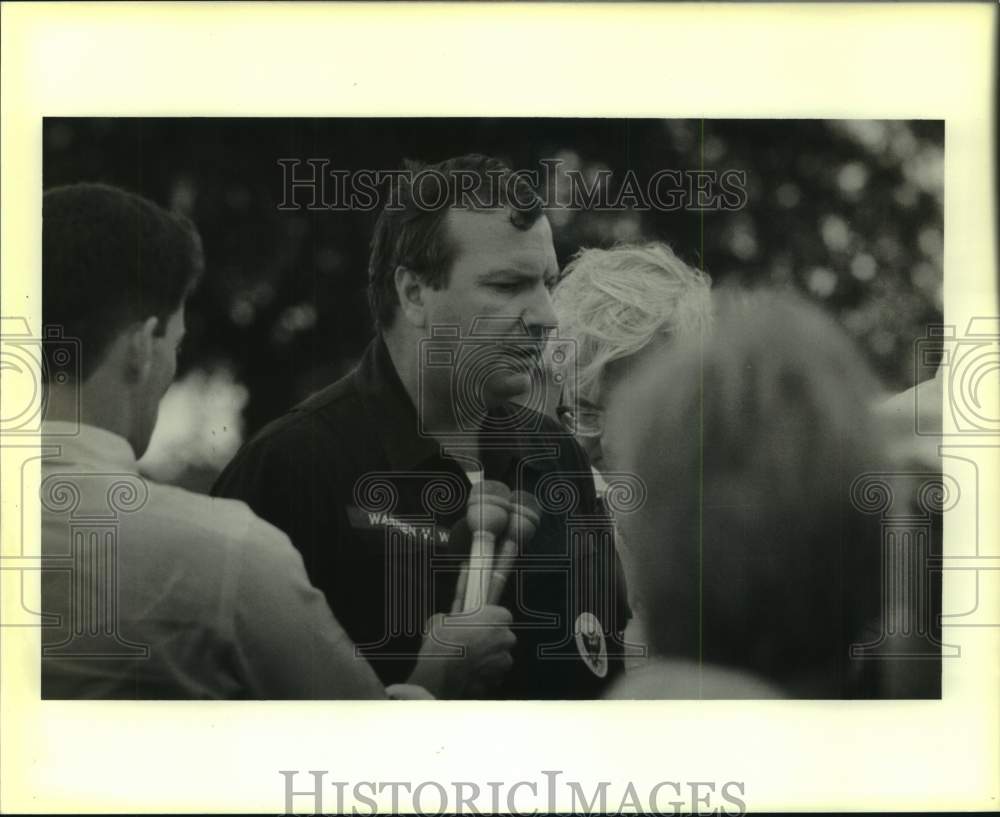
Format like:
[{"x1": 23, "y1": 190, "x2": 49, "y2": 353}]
[{"x1": 523, "y1": 286, "x2": 559, "y2": 334}]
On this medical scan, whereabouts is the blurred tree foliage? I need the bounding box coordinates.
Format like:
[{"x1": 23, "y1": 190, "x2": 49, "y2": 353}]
[{"x1": 44, "y1": 118, "x2": 943, "y2": 442}]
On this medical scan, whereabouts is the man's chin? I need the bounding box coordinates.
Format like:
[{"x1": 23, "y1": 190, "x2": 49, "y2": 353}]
[{"x1": 484, "y1": 373, "x2": 533, "y2": 405}]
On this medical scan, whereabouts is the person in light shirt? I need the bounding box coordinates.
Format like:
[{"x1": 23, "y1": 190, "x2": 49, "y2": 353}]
[{"x1": 39, "y1": 183, "x2": 451, "y2": 698}]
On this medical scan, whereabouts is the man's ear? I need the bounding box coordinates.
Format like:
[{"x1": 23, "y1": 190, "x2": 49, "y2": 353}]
[
  {"x1": 123, "y1": 316, "x2": 159, "y2": 384},
  {"x1": 394, "y1": 265, "x2": 427, "y2": 328}
]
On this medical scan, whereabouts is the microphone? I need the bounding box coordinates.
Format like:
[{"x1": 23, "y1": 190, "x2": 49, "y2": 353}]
[
  {"x1": 463, "y1": 480, "x2": 511, "y2": 611},
  {"x1": 488, "y1": 490, "x2": 541, "y2": 604}
]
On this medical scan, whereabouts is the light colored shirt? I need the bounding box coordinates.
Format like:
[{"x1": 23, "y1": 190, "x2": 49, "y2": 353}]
[{"x1": 40, "y1": 422, "x2": 385, "y2": 699}]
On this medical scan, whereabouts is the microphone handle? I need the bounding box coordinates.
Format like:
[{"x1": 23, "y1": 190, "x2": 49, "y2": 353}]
[
  {"x1": 463, "y1": 530, "x2": 496, "y2": 611},
  {"x1": 487, "y1": 536, "x2": 519, "y2": 604}
]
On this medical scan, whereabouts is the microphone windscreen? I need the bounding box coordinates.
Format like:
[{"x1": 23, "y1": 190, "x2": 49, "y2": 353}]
[
  {"x1": 505, "y1": 490, "x2": 541, "y2": 549},
  {"x1": 471, "y1": 479, "x2": 512, "y2": 504},
  {"x1": 509, "y1": 490, "x2": 541, "y2": 523},
  {"x1": 467, "y1": 480, "x2": 510, "y2": 538}
]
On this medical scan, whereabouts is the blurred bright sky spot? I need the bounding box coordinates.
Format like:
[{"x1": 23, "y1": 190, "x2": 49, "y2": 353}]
[
  {"x1": 851, "y1": 253, "x2": 878, "y2": 282},
  {"x1": 820, "y1": 214, "x2": 851, "y2": 252},
  {"x1": 807, "y1": 266, "x2": 838, "y2": 298},
  {"x1": 918, "y1": 226, "x2": 943, "y2": 260},
  {"x1": 140, "y1": 365, "x2": 249, "y2": 483},
  {"x1": 903, "y1": 148, "x2": 944, "y2": 198},
  {"x1": 835, "y1": 120, "x2": 889, "y2": 154},
  {"x1": 837, "y1": 162, "x2": 869, "y2": 196},
  {"x1": 889, "y1": 124, "x2": 918, "y2": 159},
  {"x1": 702, "y1": 135, "x2": 726, "y2": 163},
  {"x1": 273, "y1": 302, "x2": 318, "y2": 344},
  {"x1": 663, "y1": 120, "x2": 696, "y2": 152},
  {"x1": 584, "y1": 161, "x2": 611, "y2": 189},
  {"x1": 728, "y1": 218, "x2": 759, "y2": 260}
]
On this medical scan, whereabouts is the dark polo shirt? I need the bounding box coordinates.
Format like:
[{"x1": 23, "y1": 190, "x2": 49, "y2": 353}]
[{"x1": 212, "y1": 335, "x2": 627, "y2": 698}]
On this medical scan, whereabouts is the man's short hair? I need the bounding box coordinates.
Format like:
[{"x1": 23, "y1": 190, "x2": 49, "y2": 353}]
[
  {"x1": 367, "y1": 154, "x2": 544, "y2": 330},
  {"x1": 551, "y1": 242, "x2": 712, "y2": 400},
  {"x1": 43, "y1": 183, "x2": 204, "y2": 381}
]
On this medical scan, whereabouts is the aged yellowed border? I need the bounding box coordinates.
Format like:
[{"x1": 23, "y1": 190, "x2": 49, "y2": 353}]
[{"x1": 2, "y1": 2, "x2": 997, "y2": 813}]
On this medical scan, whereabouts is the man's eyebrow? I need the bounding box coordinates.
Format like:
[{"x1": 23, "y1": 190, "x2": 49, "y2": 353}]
[{"x1": 478, "y1": 267, "x2": 541, "y2": 280}]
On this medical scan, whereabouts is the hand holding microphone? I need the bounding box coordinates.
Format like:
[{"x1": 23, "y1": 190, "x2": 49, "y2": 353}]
[
  {"x1": 408, "y1": 553, "x2": 517, "y2": 699},
  {"x1": 426, "y1": 482, "x2": 540, "y2": 697}
]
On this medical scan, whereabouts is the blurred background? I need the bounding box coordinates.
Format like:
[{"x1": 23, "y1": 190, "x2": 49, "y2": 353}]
[{"x1": 43, "y1": 118, "x2": 944, "y2": 491}]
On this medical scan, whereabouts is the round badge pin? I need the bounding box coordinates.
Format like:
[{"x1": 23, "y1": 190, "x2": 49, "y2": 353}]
[{"x1": 574, "y1": 611, "x2": 608, "y2": 678}]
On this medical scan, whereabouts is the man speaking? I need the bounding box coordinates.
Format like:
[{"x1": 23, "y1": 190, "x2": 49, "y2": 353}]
[{"x1": 213, "y1": 154, "x2": 627, "y2": 698}]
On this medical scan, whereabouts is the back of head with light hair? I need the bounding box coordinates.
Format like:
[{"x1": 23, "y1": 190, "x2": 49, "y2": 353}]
[
  {"x1": 608, "y1": 288, "x2": 886, "y2": 696},
  {"x1": 551, "y1": 242, "x2": 712, "y2": 400}
]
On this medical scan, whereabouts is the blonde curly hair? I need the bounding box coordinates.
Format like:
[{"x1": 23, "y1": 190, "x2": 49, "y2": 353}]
[{"x1": 551, "y1": 242, "x2": 712, "y2": 400}]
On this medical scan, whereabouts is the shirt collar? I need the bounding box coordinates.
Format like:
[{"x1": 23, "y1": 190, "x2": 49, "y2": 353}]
[{"x1": 41, "y1": 421, "x2": 138, "y2": 472}]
